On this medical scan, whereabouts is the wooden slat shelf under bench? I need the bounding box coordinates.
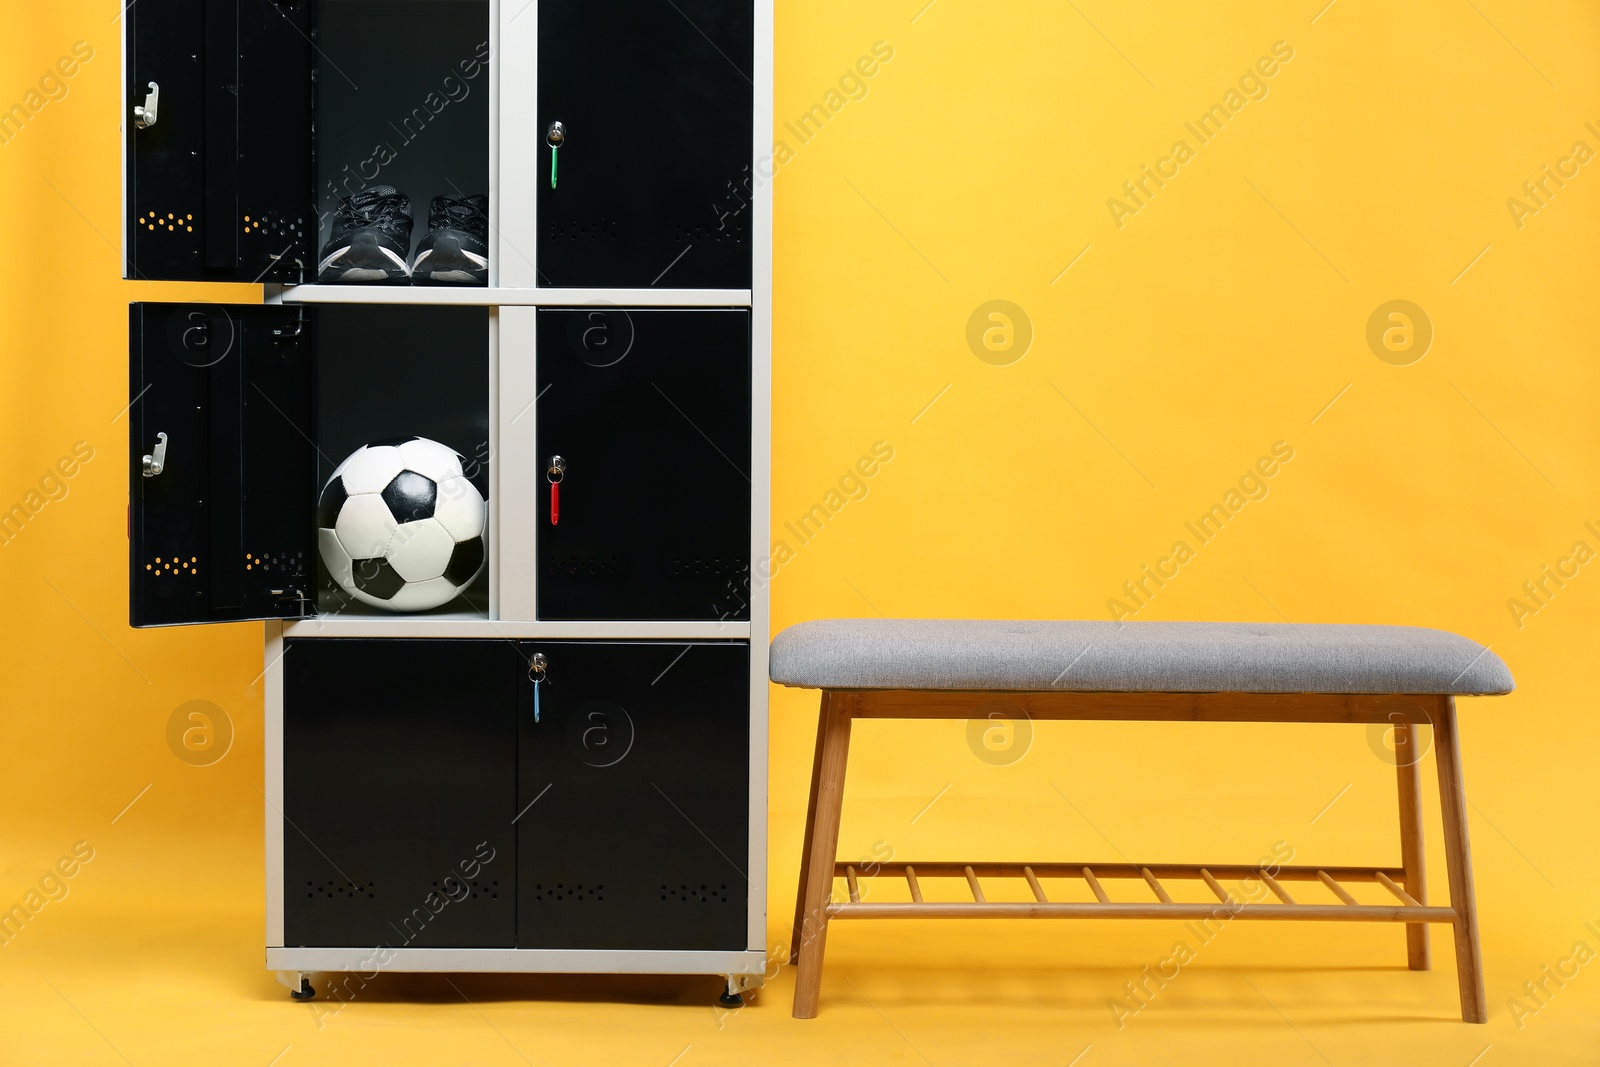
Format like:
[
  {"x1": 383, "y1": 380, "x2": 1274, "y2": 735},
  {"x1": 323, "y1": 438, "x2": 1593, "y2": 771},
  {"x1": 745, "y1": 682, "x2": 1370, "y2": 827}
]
[{"x1": 826, "y1": 861, "x2": 1458, "y2": 924}]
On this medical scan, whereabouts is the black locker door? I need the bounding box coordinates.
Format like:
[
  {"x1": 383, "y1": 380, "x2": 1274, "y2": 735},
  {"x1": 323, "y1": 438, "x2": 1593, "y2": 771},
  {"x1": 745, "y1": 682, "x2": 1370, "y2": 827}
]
[
  {"x1": 125, "y1": 0, "x2": 313, "y2": 282},
  {"x1": 536, "y1": 309, "x2": 751, "y2": 621},
  {"x1": 537, "y1": 0, "x2": 754, "y2": 289},
  {"x1": 130, "y1": 303, "x2": 316, "y2": 627},
  {"x1": 283, "y1": 638, "x2": 521, "y2": 949},
  {"x1": 516, "y1": 641, "x2": 750, "y2": 951}
]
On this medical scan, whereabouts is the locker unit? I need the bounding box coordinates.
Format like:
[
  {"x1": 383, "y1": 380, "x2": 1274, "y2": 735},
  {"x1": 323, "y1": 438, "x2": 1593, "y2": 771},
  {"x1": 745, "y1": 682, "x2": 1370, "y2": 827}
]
[{"x1": 124, "y1": 0, "x2": 772, "y2": 1003}]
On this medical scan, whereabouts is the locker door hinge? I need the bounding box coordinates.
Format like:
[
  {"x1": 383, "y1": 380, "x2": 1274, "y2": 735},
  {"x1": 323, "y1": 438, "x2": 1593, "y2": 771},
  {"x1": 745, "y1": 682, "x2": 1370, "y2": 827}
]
[
  {"x1": 270, "y1": 306, "x2": 308, "y2": 340},
  {"x1": 270, "y1": 588, "x2": 312, "y2": 617}
]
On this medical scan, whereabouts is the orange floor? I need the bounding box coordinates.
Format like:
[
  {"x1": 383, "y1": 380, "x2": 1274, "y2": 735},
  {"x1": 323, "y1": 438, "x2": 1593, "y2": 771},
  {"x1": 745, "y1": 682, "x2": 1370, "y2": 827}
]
[{"x1": 3, "y1": 776, "x2": 1597, "y2": 1065}]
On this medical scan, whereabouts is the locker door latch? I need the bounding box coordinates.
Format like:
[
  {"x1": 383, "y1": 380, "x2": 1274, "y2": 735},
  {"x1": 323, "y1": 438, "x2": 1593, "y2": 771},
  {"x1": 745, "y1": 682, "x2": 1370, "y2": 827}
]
[
  {"x1": 134, "y1": 81, "x2": 159, "y2": 130},
  {"x1": 141, "y1": 432, "x2": 168, "y2": 478}
]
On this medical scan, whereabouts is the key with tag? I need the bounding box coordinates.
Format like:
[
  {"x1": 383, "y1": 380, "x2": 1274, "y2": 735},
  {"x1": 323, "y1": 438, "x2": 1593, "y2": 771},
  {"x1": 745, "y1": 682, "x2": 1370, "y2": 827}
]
[
  {"x1": 529, "y1": 653, "x2": 548, "y2": 722},
  {"x1": 547, "y1": 121, "x2": 565, "y2": 189},
  {"x1": 547, "y1": 455, "x2": 565, "y2": 525}
]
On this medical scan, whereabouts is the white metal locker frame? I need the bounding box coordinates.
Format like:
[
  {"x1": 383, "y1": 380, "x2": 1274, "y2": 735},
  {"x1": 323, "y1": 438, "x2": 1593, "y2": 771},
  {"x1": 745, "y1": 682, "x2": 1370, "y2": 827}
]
[{"x1": 256, "y1": 0, "x2": 775, "y2": 988}]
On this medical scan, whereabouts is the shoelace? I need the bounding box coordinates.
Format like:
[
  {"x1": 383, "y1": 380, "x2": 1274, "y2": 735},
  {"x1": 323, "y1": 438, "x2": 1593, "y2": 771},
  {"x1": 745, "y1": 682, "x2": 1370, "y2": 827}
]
[
  {"x1": 343, "y1": 194, "x2": 411, "y2": 236},
  {"x1": 432, "y1": 197, "x2": 487, "y2": 235}
]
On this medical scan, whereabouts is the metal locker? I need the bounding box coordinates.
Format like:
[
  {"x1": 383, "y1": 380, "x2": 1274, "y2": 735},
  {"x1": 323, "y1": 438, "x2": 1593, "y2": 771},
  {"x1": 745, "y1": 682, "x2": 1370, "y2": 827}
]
[
  {"x1": 282, "y1": 638, "x2": 520, "y2": 949},
  {"x1": 516, "y1": 641, "x2": 750, "y2": 951},
  {"x1": 536, "y1": 0, "x2": 755, "y2": 289},
  {"x1": 535, "y1": 308, "x2": 752, "y2": 621}
]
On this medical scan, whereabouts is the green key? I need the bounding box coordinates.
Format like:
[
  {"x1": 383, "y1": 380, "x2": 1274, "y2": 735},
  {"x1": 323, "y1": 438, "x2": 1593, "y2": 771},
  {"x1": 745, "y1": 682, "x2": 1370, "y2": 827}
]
[{"x1": 547, "y1": 121, "x2": 566, "y2": 189}]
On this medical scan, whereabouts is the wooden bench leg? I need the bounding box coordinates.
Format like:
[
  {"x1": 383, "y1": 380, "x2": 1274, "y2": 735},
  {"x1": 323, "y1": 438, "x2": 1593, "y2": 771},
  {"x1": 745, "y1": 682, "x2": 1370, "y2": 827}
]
[
  {"x1": 790, "y1": 690, "x2": 834, "y2": 960},
  {"x1": 1394, "y1": 718, "x2": 1430, "y2": 970},
  {"x1": 1434, "y1": 697, "x2": 1486, "y2": 1023},
  {"x1": 792, "y1": 690, "x2": 853, "y2": 1019}
]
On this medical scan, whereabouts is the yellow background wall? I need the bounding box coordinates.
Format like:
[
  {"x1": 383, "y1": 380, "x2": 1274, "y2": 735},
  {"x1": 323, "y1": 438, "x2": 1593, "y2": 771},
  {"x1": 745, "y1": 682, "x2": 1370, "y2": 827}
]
[{"x1": 1, "y1": 1, "x2": 1595, "y2": 1063}]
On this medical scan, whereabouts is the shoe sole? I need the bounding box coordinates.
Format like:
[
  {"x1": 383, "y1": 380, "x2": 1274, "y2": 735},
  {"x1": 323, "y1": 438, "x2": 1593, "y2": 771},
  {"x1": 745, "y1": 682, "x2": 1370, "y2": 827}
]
[
  {"x1": 413, "y1": 233, "x2": 488, "y2": 285},
  {"x1": 317, "y1": 232, "x2": 411, "y2": 284}
]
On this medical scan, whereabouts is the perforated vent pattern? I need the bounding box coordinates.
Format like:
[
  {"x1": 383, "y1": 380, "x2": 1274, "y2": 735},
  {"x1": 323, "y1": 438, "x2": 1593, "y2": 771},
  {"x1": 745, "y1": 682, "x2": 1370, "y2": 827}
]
[
  {"x1": 246, "y1": 550, "x2": 306, "y2": 577},
  {"x1": 663, "y1": 883, "x2": 730, "y2": 904},
  {"x1": 529, "y1": 882, "x2": 603, "y2": 903},
  {"x1": 675, "y1": 215, "x2": 745, "y2": 245},
  {"x1": 434, "y1": 878, "x2": 500, "y2": 901},
  {"x1": 672, "y1": 556, "x2": 748, "y2": 577},
  {"x1": 145, "y1": 554, "x2": 200, "y2": 578},
  {"x1": 307, "y1": 879, "x2": 376, "y2": 900},
  {"x1": 243, "y1": 212, "x2": 306, "y2": 240},
  {"x1": 548, "y1": 554, "x2": 619, "y2": 577},
  {"x1": 547, "y1": 218, "x2": 619, "y2": 242},
  {"x1": 141, "y1": 210, "x2": 194, "y2": 233}
]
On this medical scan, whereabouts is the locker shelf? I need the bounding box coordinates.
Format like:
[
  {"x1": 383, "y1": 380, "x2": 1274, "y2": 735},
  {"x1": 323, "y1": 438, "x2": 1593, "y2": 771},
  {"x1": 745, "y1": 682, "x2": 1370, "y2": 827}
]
[
  {"x1": 280, "y1": 618, "x2": 752, "y2": 640},
  {"x1": 274, "y1": 285, "x2": 754, "y2": 307}
]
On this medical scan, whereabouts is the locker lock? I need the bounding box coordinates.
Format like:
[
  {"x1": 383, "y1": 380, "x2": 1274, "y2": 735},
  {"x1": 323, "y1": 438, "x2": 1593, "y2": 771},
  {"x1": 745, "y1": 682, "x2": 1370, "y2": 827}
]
[
  {"x1": 134, "y1": 81, "x2": 159, "y2": 130},
  {"x1": 546, "y1": 122, "x2": 566, "y2": 189},
  {"x1": 546, "y1": 457, "x2": 564, "y2": 526},
  {"x1": 141, "y1": 432, "x2": 168, "y2": 478},
  {"x1": 529, "y1": 653, "x2": 549, "y2": 722}
]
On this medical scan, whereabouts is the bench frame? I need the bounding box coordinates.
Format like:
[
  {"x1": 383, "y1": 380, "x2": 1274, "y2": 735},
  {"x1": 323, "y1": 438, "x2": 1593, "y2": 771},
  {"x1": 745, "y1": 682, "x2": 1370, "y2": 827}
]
[{"x1": 790, "y1": 690, "x2": 1485, "y2": 1022}]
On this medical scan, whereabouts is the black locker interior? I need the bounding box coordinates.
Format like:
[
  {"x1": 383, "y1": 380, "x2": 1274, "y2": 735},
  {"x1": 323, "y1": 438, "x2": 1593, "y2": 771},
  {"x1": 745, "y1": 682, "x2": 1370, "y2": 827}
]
[{"x1": 315, "y1": 1, "x2": 491, "y2": 265}]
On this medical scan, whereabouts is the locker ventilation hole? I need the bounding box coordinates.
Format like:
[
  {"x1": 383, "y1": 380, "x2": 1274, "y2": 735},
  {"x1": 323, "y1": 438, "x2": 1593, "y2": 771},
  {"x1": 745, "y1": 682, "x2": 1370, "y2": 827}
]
[
  {"x1": 548, "y1": 554, "x2": 618, "y2": 577},
  {"x1": 547, "y1": 218, "x2": 618, "y2": 243},
  {"x1": 246, "y1": 550, "x2": 307, "y2": 578},
  {"x1": 243, "y1": 212, "x2": 306, "y2": 241},
  {"x1": 675, "y1": 215, "x2": 745, "y2": 245},
  {"x1": 143, "y1": 210, "x2": 195, "y2": 234},
  {"x1": 145, "y1": 554, "x2": 201, "y2": 578},
  {"x1": 433, "y1": 879, "x2": 501, "y2": 901},
  {"x1": 529, "y1": 882, "x2": 603, "y2": 903},
  {"x1": 663, "y1": 883, "x2": 730, "y2": 904},
  {"x1": 672, "y1": 556, "x2": 748, "y2": 577},
  {"x1": 307, "y1": 879, "x2": 376, "y2": 900}
]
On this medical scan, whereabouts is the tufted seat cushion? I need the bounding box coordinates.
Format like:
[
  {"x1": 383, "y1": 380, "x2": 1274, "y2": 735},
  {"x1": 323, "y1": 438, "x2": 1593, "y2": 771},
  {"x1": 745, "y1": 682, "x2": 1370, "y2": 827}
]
[{"x1": 768, "y1": 619, "x2": 1513, "y2": 695}]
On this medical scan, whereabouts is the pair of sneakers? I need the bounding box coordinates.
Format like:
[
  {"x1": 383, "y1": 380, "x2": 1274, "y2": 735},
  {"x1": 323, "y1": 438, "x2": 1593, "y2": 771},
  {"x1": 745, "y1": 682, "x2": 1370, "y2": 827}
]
[{"x1": 317, "y1": 187, "x2": 488, "y2": 285}]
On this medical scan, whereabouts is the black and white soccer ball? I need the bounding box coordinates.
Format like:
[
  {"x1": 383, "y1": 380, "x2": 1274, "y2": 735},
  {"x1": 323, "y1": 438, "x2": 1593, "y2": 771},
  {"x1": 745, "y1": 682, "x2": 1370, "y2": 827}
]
[{"x1": 316, "y1": 437, "x2": 487, "y2": 612}]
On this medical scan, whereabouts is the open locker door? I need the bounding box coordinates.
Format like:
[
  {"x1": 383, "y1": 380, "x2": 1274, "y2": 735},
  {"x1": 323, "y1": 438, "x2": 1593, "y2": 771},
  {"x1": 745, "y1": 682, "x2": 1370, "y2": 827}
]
[
  {"x1": 130, "y1": 304, "x2": 317, "y2": 627},
  {"x1": 124, "y1": 0, "x2": 313, "y2": 282}
]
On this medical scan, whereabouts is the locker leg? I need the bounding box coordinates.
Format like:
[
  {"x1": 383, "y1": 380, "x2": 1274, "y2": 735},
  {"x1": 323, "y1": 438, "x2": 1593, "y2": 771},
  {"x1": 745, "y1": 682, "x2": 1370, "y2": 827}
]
[
  {"x1": 719, "y1": 973, "x2": 763, "y2": 1007},
  {"x1": 277, "y1": 970, "x2": 316, "y2": 1001}
]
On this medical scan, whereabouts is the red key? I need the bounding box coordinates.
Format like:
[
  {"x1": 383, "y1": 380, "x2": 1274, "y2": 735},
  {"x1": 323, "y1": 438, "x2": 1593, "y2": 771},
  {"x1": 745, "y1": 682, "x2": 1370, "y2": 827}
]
[{"x1": 550, "y1": 479, "x2": 560, "y2": 526}]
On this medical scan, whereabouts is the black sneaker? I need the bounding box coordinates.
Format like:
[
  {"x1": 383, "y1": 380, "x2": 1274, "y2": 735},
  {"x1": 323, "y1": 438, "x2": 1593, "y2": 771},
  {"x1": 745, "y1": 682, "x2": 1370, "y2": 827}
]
[
  {"x1": 317, "y1": 186, "x2": 414, "y2": 283},
  {"x1": 412, "y1": 194, "x2": 489, "y2": 285}
]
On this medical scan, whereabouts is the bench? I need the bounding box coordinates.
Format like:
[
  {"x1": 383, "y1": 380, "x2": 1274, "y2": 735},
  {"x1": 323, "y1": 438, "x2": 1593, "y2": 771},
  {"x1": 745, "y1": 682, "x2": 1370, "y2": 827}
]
[{"x1": 770, "y1": 619, "x2": 1513, "y2": 1022}]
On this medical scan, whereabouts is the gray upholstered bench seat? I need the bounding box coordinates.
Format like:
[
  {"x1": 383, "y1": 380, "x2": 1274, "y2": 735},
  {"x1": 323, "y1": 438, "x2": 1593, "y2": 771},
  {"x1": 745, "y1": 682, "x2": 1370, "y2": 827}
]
[{"x1": 769, "y1": 619, "x2": 1513, "y2": 696}]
